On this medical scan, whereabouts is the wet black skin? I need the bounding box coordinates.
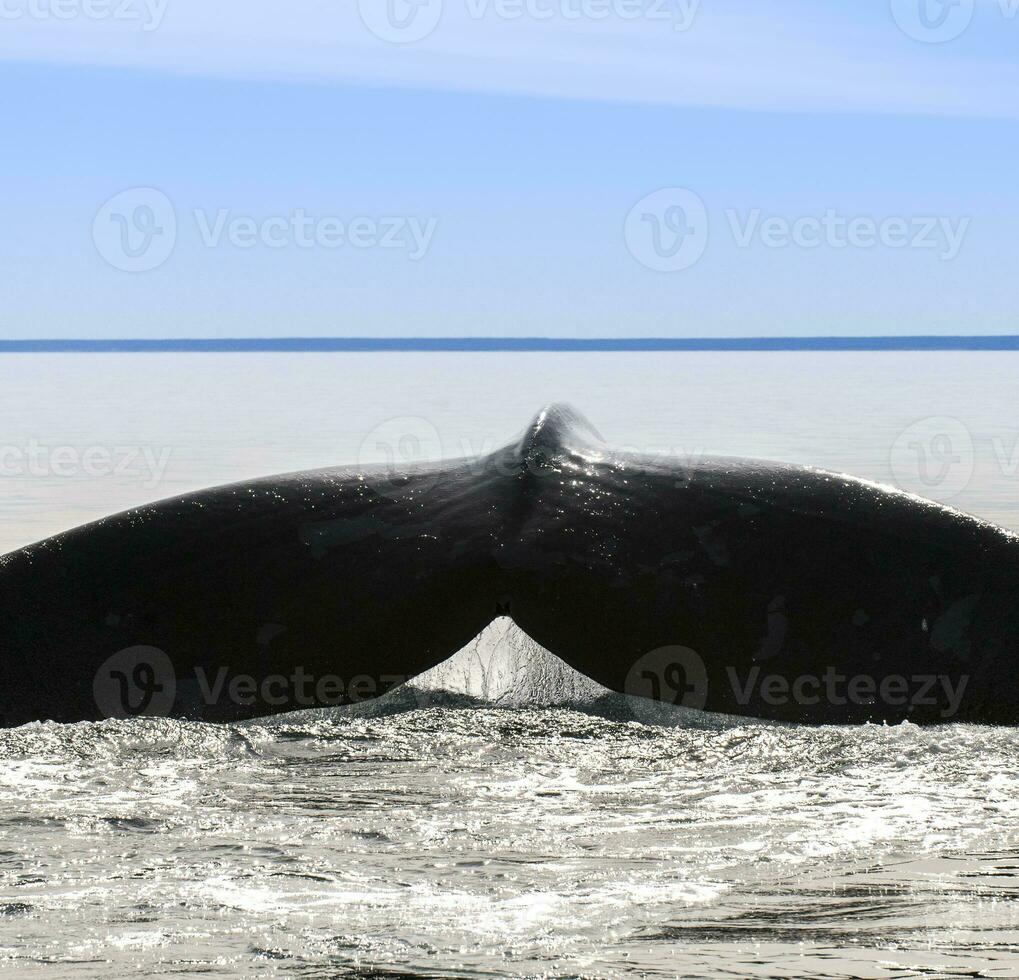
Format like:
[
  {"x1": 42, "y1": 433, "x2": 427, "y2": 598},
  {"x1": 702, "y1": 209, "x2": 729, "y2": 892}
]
[{"x1": 1, "y1": 404, "x2": 1017, "y2": 726}]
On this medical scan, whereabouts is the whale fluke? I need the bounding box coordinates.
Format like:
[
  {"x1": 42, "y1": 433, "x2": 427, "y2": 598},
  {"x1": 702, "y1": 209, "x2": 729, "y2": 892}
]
[{"x1": 2, "y1": 404, "x2": 1019, "y2": 726}]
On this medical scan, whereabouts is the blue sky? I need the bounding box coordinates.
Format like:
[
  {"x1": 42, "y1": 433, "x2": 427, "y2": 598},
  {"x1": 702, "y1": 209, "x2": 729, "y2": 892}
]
[{"x1": 1, "y1": 0, "x2": 1017, "y2": 337}]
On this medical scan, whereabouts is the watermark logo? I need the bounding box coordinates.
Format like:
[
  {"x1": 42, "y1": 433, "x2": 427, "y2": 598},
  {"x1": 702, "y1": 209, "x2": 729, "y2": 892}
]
[
  {"x1": 624, "y1": 642, "x2": 970, "y2": 722},
  {"x1": 726, "y1": 210, "x2": 968, "y2": 261},
  {"x1": 192, "y1": 210, "x2": 437, "y2": 259},
  {"x1": 93, "y1": 191, "x2": 438, "y2": 271},
  {"x1": 0, "y1": 442, "x2": 171, "y2": 488},
  {"x1": 92, "y1": 187, "x2": 176, "y2": 273},
  {"x1": 358, "y1": 0, "x2": 444, "y2": 43},
  {"x1": 624, "y1": 192, "x2": 968, "y2": 272},
  {"x1": 190, "y1": 665, "x2": 406, "y2": 709},
  {"x1": 93, "y1": 645, "x2": 177, "y2": 719},
  {"x1": 0, "y1": 0, "x2": 169, "y2": 31},
  {"x1": 889, "y1": 416, "x2": 974, "y2": 502},
  {"x1": 92, "y1": 645, "x2": 408, "y2": 718},
  {"x1": 356, "y1": 415, "x2": 444, "y2": 494},
  {"x1": 727, "y1": 665, "x2": 969, "y2": 718},
  {"x1": 890, "y1": 0, "x2": 975, "y2": 42},
  {"x1": 624, "y1": 188, "x2": 709, "y2": 272},
  {"x1": 357, "y1": 0, "x2": 699, "y2": 43},
  {"x1": 625, "y1": 644, "x2": 709, "y2": 721}
]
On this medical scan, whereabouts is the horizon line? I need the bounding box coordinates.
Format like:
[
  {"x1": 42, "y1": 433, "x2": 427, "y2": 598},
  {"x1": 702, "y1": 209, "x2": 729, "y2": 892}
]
[{"x1": 2, "y1": 336, "x2": 1019, "y2": 353}]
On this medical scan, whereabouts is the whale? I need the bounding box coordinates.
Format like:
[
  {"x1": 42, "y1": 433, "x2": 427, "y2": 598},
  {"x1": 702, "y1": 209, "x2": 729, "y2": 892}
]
[{"x1": 1, "y1": 403, "x2": 1017, "y2": 727}]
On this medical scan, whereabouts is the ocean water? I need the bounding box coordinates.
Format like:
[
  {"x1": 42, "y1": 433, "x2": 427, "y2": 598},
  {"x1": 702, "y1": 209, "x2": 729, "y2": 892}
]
[{"x1": 2, "y1": 351, "x2": 1019, "y2": 977}]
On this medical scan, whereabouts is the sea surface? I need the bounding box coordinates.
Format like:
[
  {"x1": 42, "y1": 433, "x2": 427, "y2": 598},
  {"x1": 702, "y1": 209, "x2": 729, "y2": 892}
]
[{"x1": 2, "y1": 351, "x2": 1019, "y2": 977}]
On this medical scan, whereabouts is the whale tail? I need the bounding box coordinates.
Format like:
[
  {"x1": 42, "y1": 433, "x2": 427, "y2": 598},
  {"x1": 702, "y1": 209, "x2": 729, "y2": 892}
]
[{"x1": 3, "y1": 403, "x2": 1019, "y2": 725}]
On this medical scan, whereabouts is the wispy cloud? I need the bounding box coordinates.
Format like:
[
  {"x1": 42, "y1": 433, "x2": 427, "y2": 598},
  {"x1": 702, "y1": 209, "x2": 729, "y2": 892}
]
[{"x1": 1, "y1": 0, "x2": 1016, "y2": 117}]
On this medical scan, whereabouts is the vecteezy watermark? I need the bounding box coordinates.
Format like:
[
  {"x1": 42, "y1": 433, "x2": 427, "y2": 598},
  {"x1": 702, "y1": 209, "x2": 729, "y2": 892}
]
[
  {"x1": 0, "y1": 441, "x2": 172, "y2": 488},
  {"x1": 725, "y1": 210, "x2": 969, "y2": 261},
  {"x1": 93, "y1": 646, "x2": 177, "y2": 720},
  {"x1": 624, "y1": 188, "x2": 709, "y2": 273},
  {"x1": 92, "y1": 188, "x2": 438, "y2": 272},
  {"x1": 189, "y1": 666, "x2": 407, "y2": 710},
  {"x1": 358, "y1": 0, "x2": 444, "y2": 42},
  {"x1": 626, "y1": 645, "x2": 970, "y2": 721},
  {"x1": 890, "y1": 0, "x2": 975, "y2": 42},
  {"x1": 355, "y1": 415, "x2": 445, "y2": 495},
  {"x1": 92, "y1": 644, "x2": 409, "y2": 719},
  {"x1": 191, "y1": 211, "x2": 437, "y2": 260},
  {"x1": 625, "y1": 645, "x2": 709, "y2": 722},
  {"x1": 0, "y1": 0, "x2": 169, "y2": 31},
  {"x1": 889, "y1": 416, "x2": 975, "y2": 502},
  {"x1": 888, "y1": 417, "x2": 1019, "y2": 503},
  {"x1": 890, "y1": 0, "x2": 1019, "y2": 43},
  {"x1": 725, "y1": 665, "x2": 969, "y2": 718},
  {"x1": 357, "y1": 0, "x2": 700, "y2": 44},
  {"x1": 624, "y1": 188, "x2": 970, "y2": 272},
  {"x1": 92, "y1": 188, "x2": 177, "y2": 273}
]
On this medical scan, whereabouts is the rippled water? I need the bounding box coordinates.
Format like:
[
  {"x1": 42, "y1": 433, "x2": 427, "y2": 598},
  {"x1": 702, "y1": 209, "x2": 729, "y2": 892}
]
[
  {"x1": 3, "y1": 710, "x2": 1019, "y2": 977},
  {"x1": 3, "y1": 351, "x2": 1019, "y2": 976}
]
